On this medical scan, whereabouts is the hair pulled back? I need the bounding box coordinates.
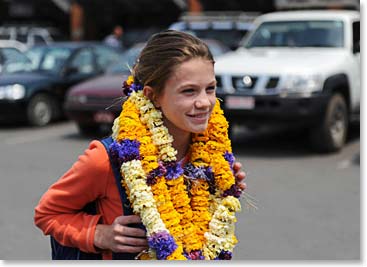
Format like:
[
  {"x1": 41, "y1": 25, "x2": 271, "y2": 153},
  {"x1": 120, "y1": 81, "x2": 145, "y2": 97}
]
[{"x1": 132, "y1": 30, "x2": 214, "y2": 95}]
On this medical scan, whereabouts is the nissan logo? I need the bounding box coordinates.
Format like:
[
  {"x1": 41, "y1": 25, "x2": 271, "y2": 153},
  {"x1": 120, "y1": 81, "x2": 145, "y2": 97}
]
[{"x1": 242, "y1": 75, "x2": 253, "y2": 87}]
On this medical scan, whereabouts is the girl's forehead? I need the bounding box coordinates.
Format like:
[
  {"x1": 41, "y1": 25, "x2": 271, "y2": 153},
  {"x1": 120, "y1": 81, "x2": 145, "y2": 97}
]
[
  {"x1": 171, "y1": 58, "x2": 214, "y2": 78},
  {"x1": 163, "y1": 62, "x2": 215, "y2": 92}
]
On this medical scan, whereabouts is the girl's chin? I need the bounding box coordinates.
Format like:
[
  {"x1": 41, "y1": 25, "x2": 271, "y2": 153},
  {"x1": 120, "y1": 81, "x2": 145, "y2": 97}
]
[{"x1": 188, "y1": 124, "x2": 208, "y2": 134}]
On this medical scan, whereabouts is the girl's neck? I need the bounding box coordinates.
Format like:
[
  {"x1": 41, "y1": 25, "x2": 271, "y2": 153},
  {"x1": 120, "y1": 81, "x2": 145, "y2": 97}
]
[
  {"x1": 172, "y1": 135, "x2": 191, "y2": 161},
  {"x1": 163, "y1": 117, "x2": 191, "y2": 161}
]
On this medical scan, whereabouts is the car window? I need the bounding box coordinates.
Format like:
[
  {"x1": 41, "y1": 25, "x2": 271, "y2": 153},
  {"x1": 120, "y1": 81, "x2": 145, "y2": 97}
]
[
  {"x1": 106, "y1": 44, "x2": 143, "y2": 74},
  {"x1": 205, "y1": 41, "x2": 229, "y2": 58},
  {"x1": 26, "y1": 47, "x2": 71, "y2": 72},
  {"x1": 0, "y1": 33, "x2": 11, "y2": 40},
  {"x1": 0, "y1": 27, "x2": 13, "y2": 40},
  {"x1": 1, "y1": 48, "x2": 31, "y2": 73},
  {"x1": 169, "y1": 16, "x2": 255, "y2": 50},
  {"x1": 16, "y1": 34, "x2": 28, "y2": 43},
  {"x1": 70, "y1": 48, "x2": 95, "y2": 74},
  {"x1": 194, "y1": 29, "x2": 248, "y2": 49},
  {"x1": 33, "y1": 35, "x2": 47, "y2": 45},
  {"x1": 26, "y1": 47, "x2": 44, "y2": 69},
  {"x1": 41, "y1": 48, "x2": 71, "y2": 72},
  {"x1": 94, "y1": 46, "x2": 119, "y2": 69},
  {"x1": 246, "y1": 20, "x2": 344, "y2": 48},
  {"x1": 1, "y1": 47, "x2": 29, "y2": 63}
]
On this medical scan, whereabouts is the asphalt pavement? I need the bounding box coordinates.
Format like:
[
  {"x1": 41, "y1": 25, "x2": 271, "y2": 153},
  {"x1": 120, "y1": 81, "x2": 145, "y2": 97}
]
[{"x1": 0, "y1": 121, "x2": 360, "y2": 260}]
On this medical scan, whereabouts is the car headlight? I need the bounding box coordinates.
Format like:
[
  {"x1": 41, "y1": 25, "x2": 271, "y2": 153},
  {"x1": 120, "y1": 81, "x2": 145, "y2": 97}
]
[
  {"x1": 281, "y1": 74, "x2": 323, "y2": 97},
  {"x1": 0, "y1": 84, "x2": 26, "y2": 100}
]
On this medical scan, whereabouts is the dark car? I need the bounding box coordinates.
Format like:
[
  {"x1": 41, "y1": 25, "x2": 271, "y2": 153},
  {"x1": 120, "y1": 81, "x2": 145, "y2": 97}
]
[
  {"x1": 64, "y1": 39, "x2": 229, "y2": 135},
  {"x1": 0, "y1": 40, "x2": 31, "y2": 74},
  {"x1": 64, "y1": 43, "x2": 144, "y2": 135},
  {"x1": 0, "y1": 42, "x2": 121, "y2": 126}
]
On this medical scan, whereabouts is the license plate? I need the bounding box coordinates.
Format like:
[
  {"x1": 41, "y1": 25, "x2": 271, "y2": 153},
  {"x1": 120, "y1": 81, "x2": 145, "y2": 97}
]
[
  {"x1": 225, "y1": 96, "x2": 255, "y2": 110},
  {"x1": 93, "y1": 111, "x2": 115, "y2": 123}
]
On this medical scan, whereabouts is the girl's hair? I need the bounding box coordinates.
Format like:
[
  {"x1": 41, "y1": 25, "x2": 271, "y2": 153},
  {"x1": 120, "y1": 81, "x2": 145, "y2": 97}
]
[{"x1": 132, "y1": 30, "x2": 214, "y2": 95}]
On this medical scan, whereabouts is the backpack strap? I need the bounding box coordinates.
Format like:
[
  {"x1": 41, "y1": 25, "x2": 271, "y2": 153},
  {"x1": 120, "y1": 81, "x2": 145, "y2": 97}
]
[
  {"x1": 100, "y1": 136, "x2": 145, "y2": 260},
  {"x1": 100, "y1": 137, "x2": 134, "y2": 215},
  {"x1": 50, "y1": 201, "x2": 102, "y2": 259},
  {"x1": 51, "y1": 137, "x2": 142, "y2": 260}
]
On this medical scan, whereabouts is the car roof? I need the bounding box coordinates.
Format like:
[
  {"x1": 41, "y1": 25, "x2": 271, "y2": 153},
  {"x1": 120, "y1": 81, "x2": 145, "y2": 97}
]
[
  {"x1": 30, "y1": 41, "x2": 108, "y2": 49},
  {"x1": 0, "y1": 40, "x2": 28, "y2": 52},
  {"x1": 257, "y1": 10, "x2": 360, "y2": 22}
]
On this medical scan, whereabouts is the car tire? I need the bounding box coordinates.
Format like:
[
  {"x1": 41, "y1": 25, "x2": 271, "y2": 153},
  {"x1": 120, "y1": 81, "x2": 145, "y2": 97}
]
[
  {"x1": 27, "y1": 94, "x2": 54, "y2": 126},
  {"x1": 309, "y1": 93, "x2": 348, "y2": 153}
]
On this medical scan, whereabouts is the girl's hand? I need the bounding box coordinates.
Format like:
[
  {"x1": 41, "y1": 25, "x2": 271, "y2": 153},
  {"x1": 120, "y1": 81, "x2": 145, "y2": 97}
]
[
  {"x1": 94, "y1": 215, "x2": 148, "y2": 253},
  {"x1": 233, "y1": 161, "x2": 246, "y2": 191}
]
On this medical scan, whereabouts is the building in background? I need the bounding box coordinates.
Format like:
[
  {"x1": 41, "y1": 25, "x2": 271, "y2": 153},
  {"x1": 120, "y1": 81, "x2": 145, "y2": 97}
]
[{"x1": 0, "y1": 0, "x2": 359, "y2": 47}]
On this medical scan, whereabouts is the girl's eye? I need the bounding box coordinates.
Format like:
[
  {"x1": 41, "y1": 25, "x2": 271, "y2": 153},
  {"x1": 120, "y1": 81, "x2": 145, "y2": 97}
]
[
  {"x1": 182, "y1": 88, "x2": 195, "y2": 94},
  {"x1": 206, "y1": 86, "x2": 216, "y2": 92}
]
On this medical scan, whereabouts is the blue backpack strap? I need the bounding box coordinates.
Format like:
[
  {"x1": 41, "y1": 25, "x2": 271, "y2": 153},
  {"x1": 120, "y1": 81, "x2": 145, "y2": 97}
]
[
  {"x1": 100, "y1": 137, "x2": 134, "y2": 215},
  {"x1": 50, "y1": 201, "x2": 102, "y2": 260},
  {"x1": 50, "y1": 137, "x2": 135, "y2": 260},
  {"x1": 100, "y1": 136, "x2": 145, "y2": 260}
]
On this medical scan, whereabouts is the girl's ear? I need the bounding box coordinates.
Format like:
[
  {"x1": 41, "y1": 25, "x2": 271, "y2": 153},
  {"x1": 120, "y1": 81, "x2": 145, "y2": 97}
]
[
  {"x1": 143, "y1": 85, "x2": 154, "y2": 100},
  {"x1": 143, "y1": 86, "x2": 160, "y2": 108}
]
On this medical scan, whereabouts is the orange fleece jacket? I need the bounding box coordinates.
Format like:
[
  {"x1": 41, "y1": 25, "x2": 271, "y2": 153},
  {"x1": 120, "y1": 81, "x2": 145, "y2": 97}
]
[{"x1": 34, "y1": 140, "x2": 123, "y2": 260}]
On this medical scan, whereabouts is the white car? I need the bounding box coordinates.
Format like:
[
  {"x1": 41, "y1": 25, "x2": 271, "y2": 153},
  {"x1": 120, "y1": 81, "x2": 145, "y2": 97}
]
[
  {"x1": 215, "y1": 10, "x2": 360, "y2": 153},
  {"x1": 0, "y1": 25, "x2": 65, "y2": 48},
  {"x1": 169, "y1": 12, "x2": 258, "y2": 50}
]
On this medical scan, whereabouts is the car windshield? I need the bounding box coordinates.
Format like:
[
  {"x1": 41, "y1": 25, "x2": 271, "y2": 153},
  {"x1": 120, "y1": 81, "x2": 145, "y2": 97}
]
[
  {"x1": 1, "y1": 47, "x2": 29, "y2": 63},
  {"x1": 0, "y1": 47, "x2": 32, "y2": 73},
  {"x1": 245, "y1": 20, "x2": 344, "y2": 48},
  {"x1": 106, "y1": 44, "x2": 144, "y2": 74},
  {"x1": 25, "y1": 46, "x2": 72, "y2": 73}
]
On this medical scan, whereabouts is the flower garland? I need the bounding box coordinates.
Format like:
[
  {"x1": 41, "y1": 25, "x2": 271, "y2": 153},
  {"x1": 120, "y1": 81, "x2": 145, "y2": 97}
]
[{"x1": 109, "y1": 76, "x2": 243, "y2": 260}]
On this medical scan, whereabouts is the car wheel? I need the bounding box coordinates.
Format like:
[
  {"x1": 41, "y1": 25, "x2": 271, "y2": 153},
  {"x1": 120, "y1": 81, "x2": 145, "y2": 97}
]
[
  {"x1": 27, "y1": 94, "x2": 54, "y2": 126},
  {"x1": 310, "y1": 93, "x2": 348, "y2": 153}
]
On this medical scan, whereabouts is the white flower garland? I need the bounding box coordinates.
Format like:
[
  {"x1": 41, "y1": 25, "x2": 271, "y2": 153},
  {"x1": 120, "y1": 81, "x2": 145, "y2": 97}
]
[{"x1": 113, "y1": 91, "x2": 241, "y2": 259}]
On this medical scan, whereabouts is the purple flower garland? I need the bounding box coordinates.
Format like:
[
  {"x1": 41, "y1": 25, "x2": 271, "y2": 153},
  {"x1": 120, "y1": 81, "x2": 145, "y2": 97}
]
[
  {"x1": 148, "y1": 231, "x2": 178, "y2": 260},
  {"x1": 108, "y1": 139, "x2": 240, "y2": 259},
  {"x1": 146, "y1": 163, "x2": 166, "y2": 185},
  {"x1": 109, "y1": 139, "x2": 141, "y2": 165},
  {"x1": 223, "y1": 151, "x2": 242, "y2": 198},
  {"x1": 122, "y1": 79, "x2": 143, "y2": 96},
  {"x1": 164, "y1": 161, "x2": 184, "y2": 180},
  {"x1": 214, "y1": 250, "x2": 232, "y2": 260}
]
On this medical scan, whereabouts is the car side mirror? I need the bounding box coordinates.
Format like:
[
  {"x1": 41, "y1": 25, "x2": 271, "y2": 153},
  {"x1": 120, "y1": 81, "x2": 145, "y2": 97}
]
[{"x1": 62, "y1": 66, "x2": 79, "y2": 77}]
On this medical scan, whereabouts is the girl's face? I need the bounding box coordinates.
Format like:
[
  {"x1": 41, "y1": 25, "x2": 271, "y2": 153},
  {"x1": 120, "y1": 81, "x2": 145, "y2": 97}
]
[{"x1": 155, "y1": 58, "x2": 216, "y2": 137}]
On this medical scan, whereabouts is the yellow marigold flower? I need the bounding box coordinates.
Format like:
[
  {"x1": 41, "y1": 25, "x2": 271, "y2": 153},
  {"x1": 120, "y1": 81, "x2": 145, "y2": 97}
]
[
  {"x1": 126, "y1": 75, "x2": 134, "y2": 85},
  {"x1": 167, "y1": 246, "x2": 186, "y2": 260},
  {"x1": 111, "y1": 81, "x2": 242, "y2": 260}
]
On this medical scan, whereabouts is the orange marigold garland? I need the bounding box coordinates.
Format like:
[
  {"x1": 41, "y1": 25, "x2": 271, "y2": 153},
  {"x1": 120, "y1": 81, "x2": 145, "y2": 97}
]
[{"x1": 109, "y1": 76, "x2": 243, "y2": 260}]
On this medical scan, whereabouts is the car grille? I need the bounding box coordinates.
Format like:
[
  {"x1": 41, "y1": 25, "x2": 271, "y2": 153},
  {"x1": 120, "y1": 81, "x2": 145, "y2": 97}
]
[
  {"x1": 232, "y1": 75, "x2": 258, "y2": 90},
  {"x1": 217, "y1": 74, "x2": 281, "y2": 94},
  {"x1": 265, "y1": 77, "x2": 279, "y2": 89}
]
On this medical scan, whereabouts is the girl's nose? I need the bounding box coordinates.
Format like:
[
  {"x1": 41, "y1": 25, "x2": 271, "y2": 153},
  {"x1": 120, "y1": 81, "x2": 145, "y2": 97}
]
[{"x1": 195, "y1": 93, "x2": 211, "y2": 109}]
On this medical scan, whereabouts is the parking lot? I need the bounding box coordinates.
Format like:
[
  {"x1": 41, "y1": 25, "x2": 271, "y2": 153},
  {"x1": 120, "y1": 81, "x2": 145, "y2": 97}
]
[{"x1": 0, "y1": 121, "x2": 360, "y2": 260}]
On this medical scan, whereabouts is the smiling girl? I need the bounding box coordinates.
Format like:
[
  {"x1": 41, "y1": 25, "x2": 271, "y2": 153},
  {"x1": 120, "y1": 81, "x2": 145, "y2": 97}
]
[{"x1": 35, "y1": 30, "x2": 246, "y2": 260}]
